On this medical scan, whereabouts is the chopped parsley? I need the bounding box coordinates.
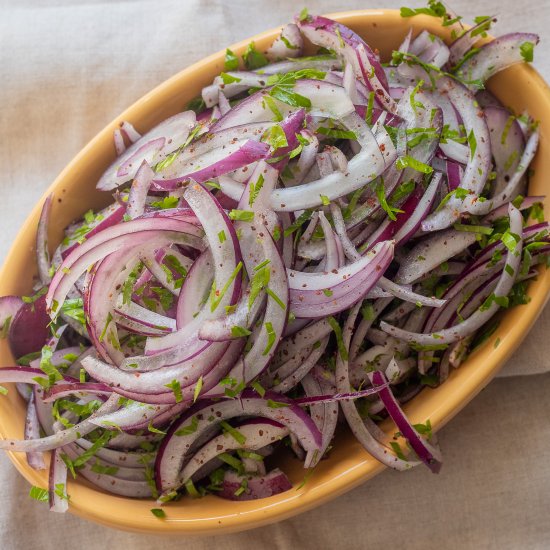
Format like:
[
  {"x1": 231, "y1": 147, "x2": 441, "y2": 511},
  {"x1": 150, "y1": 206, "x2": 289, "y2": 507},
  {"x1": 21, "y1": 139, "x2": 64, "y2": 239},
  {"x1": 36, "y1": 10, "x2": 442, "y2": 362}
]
[
  {"x1": 164, "y1": 379, "x2": 183, "y2": 403},
  {"x1": 243, "y1": 41, "x2": 268, "y2": 70},
  {"x1": 395, "y1": 155, "x2": 433, "y2": 174},
  {"x1": 249, "y1": 173, "x2": 265, "y2": 206},
  {"x1": 220, "y1": 421, "x2": 247, "y2": 445},
  {"x1": 175, "y1": 416, "x2": 199, "y2": 436},
  {"x1": 229, "y1": 209, "x2": 254, "y2": 222},
  {"x1": 150, "y1": 196, "x2": 179, "y2": 210},
  {"x1": 209, "y1": 261, "x2": 244, "y2": 312},
  {"x1": 263, "y1": 321, "x2": 277, "y2": 356},
  {"x1": 224, "y1": 48, "x2": 239, "y2": 71},
  {"x1": 327, "y1": 316, "x2": 349, "y2": 361},
  {"x1": 29, "y1": 486, "x2": 49, "y2": 502},
  {"x1": 193, "y1": 376, "x2": 203, "y2": 403},
  {"x1": 231, "y1": 325, "x2": 252, "y2": 338},
  {"x1": 220, "y1": 72, "x2": 242, "y2": 85},
  {"x1": 520, "y1": 41, "x2": 535, "y2": 63}
]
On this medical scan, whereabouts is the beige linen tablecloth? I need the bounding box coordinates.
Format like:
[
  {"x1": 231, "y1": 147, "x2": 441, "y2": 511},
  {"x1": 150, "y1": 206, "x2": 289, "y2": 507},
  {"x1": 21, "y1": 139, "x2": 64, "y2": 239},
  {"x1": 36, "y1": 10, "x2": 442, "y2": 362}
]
[{"x1": 1, "y1": 1, "x2": 550, "y2": 548}]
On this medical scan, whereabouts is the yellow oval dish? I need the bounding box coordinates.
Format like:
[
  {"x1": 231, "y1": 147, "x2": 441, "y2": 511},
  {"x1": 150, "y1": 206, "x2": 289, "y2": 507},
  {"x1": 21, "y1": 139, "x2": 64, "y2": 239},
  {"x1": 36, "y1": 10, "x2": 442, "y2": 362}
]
[{"x1": 1, "y1": 9, "x2": 549, "y2": 536}]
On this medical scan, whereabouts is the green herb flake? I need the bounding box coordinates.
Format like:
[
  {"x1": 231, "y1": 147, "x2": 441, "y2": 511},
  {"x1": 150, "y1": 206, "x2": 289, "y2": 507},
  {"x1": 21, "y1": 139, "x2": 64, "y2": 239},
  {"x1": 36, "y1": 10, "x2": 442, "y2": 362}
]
[
  {"x1": 283, "y1": 209, "x2": 313, "y2": 237},
  {"x1": 263, "y1": 126, "x2": 288, "y2": 151},
  {"x1": 395, "y1": 155, "x2": 434, "y2": 174},
  {"x1": 243, "y1": 41, "x2": 268, "y2": 70},
  {"x1": 220, "y1": 420, "x2": 247, "y2": 445},
  {"x1": 327, "y1": 316, "x2": 349, "y2": 361},
  {"x1": 193, "y1": 376, "x2": 203, "y2": 403},
  {"x1": 220, "y1": 72, "x2": 242, "y2": 85},
  {"x1": 263, "y1": 321, "x2": 277, "y2": 356},
  {"x1": 151, "y1": 508, "x2": 166, "y2": 519},
  {"x1": 467, "y1": 129, "x2": 477, "y2": 160},
  {"x1": 210, "y1": 261, "x2": 244, "y2": 312},
  {"x1": 453, "y1": 223, "x2": 493, "y2": 235},
  {"x1": 251, "y1": 380, "x2": 266, "y2": 397},
  {"x1": 229, "y1": 209, "x2": 254, "y2": 222},
  {"x1": 231, "y1": 325, "x2": 252, "y2": 338},
  {"x1": 266, "y1": 399, "x2": 290, "y2": 409},
  {"x1": 262, "y1": 95, "x2": 284, "y2": 122},
  {"x1": 224, "y1": 48, "x2": 239, "y2": 71},
  {"x1": 29, "y1": 486, "x2": 49, "y2": 502},
  {"x1": 234, "y1": 478, "x2": 248, "y2": 497},
  {"x1": 185, "y1": 479, "x2": 202, "y2": 499},
  {"x1": 520, "y1": 41, "x2": 535, "y2": 63},
  {"x1": 175, "y1": 416, "x2": 199, "y2": 436},
  {"x1": 389, "y1": 441, "x2": 407, "y2": 461},
  {"x1": 376, "y1": 179, "x2": 403, "y2": 221},
  {"x1": 500, "y1": 231, "x2": 520, "y2": 252},
  {"x1": 150, "y1": 196, "x2": 179, "y2": 210},
  {"x1": 164, "y1": 379, "x2": 183, "y2": 403},
  {"x1": 316, "y1": 125, "x2": 357, "y2": 141},
  {"x1": 320, "y1": 194, "x2": 331, "y2": 206},
  {"x1": 218, "y1": 452, "x2": 244, "y2": 471}
]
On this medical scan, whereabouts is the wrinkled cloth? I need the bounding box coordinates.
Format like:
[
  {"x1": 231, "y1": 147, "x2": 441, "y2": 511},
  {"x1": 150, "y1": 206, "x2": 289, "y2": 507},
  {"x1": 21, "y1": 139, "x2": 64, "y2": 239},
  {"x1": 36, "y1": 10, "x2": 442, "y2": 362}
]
[{"x1": 1, "y1": 1, "x2": 549, "y2": 548}]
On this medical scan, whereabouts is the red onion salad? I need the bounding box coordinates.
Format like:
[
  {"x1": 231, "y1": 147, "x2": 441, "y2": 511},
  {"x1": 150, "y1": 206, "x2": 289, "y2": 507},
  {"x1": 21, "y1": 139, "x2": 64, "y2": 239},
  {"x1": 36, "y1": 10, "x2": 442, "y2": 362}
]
[{"x1": 0, "y1": 6, "x2": 547, "y2": 514}]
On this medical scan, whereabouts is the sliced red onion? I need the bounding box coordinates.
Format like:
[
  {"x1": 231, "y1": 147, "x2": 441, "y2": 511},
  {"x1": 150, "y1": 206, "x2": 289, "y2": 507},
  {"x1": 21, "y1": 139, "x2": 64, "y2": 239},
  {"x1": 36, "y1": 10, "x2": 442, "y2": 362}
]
[
  {"x1": 97, "y1": 111, "x2": 197, "y2": 190},
  {"x1": 49, "y1": 448, "x2": 69, "y2": 513},
  {"x1": 47, "y1": 217, "x2": 204, "y2": 317},
  {"x1": 213, "y1": 224, "x2": 288, "y2": 387},
  {"x1": 120, "y1": 121, "x2": 141, "y2": 143},
  {"x1": 126, "y1": 161, "x2": 155, "y2": 219},
  {"x1": 114, "y1": 300, "x2": 176, "y2": 337},
  {"x1": 456, "y1": 33, "x2": 539, "y2": 91},
  {"x1": 75, "y1": 437, "x2": 153, "y2": 469},
  {"x1": 218, "y1": 468, "x2": 293, "y2": 501},
  {"x1": 25, "y1": 391, "x2": 47, "y2": 470},
  {"x1": 0, "y1": 295, "x2": 23, "y2": 334},
  {"x1": 377, "y1": 278, "x2": 445, "y2": 308},
  {"x1": 370, "y1": 369, "x2": 442, "y2": 473},
  {"x1": 113, "y1": 128, "x2": 126, "y2": 156},
  {"x1": 393, "y1": 173, "x2": 443, "y2": 245},
  {"x1": 175, "y1": 420, "x2": 289, "y2": 491},
  {"x1": 36, "y1": 194, "x2": 53, "y2": 285},
  {"x1": 8, "y1": 294, "x2": 51, "y2": 359},
  {"x1": 297, "y1": 15, "x2": 395, "y2": 113},
  {"x1": 62, "y1": 443, "x2": 152, "y2": 498},
  {"x1": 301, "y1": 371, "x2": 337, "y2": 468},
  {"x1": 267, "y1": 23, "x2": 303, "y2": 60},
  {"x1": 0, "y1": 394, "x2": 119, "y2": 452},
  {"x1": 42, "y1": 381, "x2": 112, "y2": 402},
  {"x1": 155, "y1": 390, "x2": 321, "y2": 492},
  {"x1": 140, "y1": 184, "x2": 242, "y2": 358},
  {"x1": 336, "y1": 303, "x2": 418, "y2": 470},
  {"x1": 272, "y1": 336, "x2": 328, "y2": 393},
  {"x1": 422, "y1": 77, "x2": 491, "y2": 230},
  {"x1": 395, "y1": 229, "x2": 478, "y2": 285},
  {"x1": 383, "y1": 204, "x2": 523, "y2": 345},
  {"x1": 468, "y1": 130, "x2": 539, "y2": 215},
  {"x1": 60, "y1": 202, "x2": 127, "y2": 260},
  {"x1": 153, "y1": 140, "x2": 270, "y2": 190},
  {"x1": 484, "y1": 106, "x2": 525, "y2": 194},
  {"x1": 288, "y1": 241, "x2": 393, "y2": 319},
  {"x1": 448, "y1": 16, "x2": 497, "y2": 66}
]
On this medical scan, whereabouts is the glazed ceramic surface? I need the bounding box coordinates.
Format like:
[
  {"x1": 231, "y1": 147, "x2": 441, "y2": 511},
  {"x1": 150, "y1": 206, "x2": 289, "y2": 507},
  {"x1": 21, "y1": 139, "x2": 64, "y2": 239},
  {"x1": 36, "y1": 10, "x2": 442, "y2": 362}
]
[{"x1": 0, "y1": 9, "x2": 549, "y2": 535}]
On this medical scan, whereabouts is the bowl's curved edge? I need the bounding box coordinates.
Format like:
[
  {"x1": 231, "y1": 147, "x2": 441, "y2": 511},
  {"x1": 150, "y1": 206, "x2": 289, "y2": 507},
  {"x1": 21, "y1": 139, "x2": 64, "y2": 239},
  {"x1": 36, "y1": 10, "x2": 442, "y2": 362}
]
[{"x1": 0, "y1": 9, "x2": 549, "y2": 535}]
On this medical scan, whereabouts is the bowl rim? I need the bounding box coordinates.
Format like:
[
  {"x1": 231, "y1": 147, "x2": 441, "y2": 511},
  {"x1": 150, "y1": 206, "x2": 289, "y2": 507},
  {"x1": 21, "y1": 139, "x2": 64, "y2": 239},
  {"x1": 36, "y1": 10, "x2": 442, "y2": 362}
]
[{"x1": 1, "y1": 8, "x2": 550, "y2": 536}]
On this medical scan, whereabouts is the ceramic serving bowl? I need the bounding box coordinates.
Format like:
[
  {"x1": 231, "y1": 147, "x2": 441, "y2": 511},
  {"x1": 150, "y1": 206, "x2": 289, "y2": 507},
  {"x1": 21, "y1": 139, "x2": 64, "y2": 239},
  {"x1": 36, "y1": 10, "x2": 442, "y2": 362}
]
[{"x1": 1, "y1": 9, "x2": 549, "y2": 536}]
